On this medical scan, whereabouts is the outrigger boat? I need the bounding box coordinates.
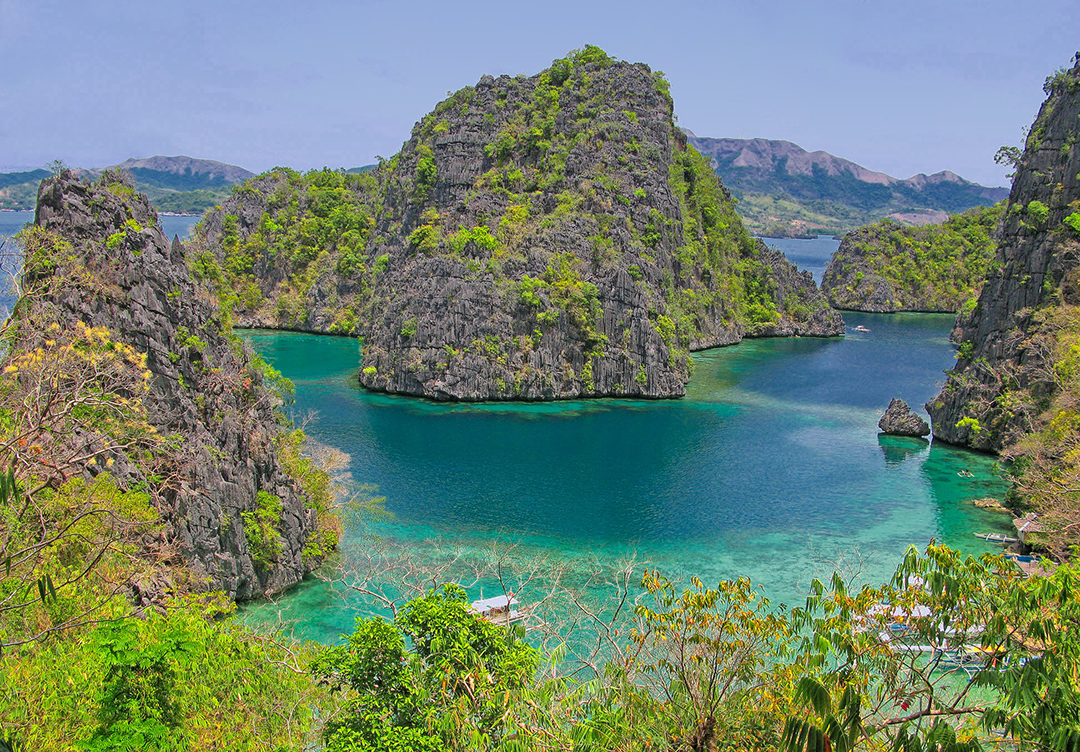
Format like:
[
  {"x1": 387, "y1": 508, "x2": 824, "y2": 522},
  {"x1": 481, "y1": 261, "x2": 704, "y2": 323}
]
[
  {"x1": 469, "y1": 595, "x2": 528, "y2": 625},
  {"x1": 974, "y1": 532, "x2": 1018, "y2": 544}
]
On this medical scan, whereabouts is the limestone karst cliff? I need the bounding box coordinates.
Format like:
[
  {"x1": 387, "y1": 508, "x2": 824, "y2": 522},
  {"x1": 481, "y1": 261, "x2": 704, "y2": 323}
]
[
  {"x1": 11, "y1": 171, "x2": 331, "y2": 599},
  {"x1": 195, "y1": 47, "x2": 842, "y2": 401},
  {"x1": 927, "y1": 56, "x2": 1080, "y2": 451}
]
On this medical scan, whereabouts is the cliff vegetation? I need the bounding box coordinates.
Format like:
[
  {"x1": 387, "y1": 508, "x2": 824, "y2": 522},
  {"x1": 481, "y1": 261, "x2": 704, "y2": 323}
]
[
  {"x1": 927, "y1": 54, "x2": 1080, "y2": 556},
  {"x1": 194, "y1": 47, "x2": 841, "y2": 401},
  {"x1": 821, "y1": 203, "x2": 1003, "y2": 313}
]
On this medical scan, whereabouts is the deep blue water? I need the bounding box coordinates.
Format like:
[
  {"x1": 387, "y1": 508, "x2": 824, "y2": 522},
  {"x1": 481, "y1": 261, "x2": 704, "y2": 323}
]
[
  {"x1": 158, "y1": 214, "x2": 200, "y2": 241},
  {"x1": 237, "y1": 254, "x2": 1012, "y2": 642}
]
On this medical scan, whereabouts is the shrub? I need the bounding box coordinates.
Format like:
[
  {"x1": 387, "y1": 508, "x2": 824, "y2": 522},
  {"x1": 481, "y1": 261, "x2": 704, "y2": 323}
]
[
  {"x1": 1064, "y1": 212, "x2": 1080, "y2": 234},
  {"x1": 413, "y1": 145, "x2": 437, "y2": 200},
  {"x1": 241, "y1": 491, "x2": 283, "y2": 569},
  {"x1": 1027, "y1": 200, "x2": 1050, "y2": 225}
]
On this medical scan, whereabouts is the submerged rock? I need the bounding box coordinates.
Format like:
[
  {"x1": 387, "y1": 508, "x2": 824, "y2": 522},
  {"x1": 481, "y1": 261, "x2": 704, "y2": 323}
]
[{"x1": 878, "y1": 398, "x2": 931, "y2": 437}]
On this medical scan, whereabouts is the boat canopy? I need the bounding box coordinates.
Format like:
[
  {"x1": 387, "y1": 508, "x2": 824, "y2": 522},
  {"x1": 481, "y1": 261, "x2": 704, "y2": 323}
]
[{"x1": 470, "y1": 595, "x2": 519, "y2": 613}]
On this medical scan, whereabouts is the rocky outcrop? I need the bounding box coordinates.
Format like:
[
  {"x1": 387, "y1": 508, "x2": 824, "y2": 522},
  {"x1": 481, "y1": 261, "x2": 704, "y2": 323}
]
[
  {"x1": 927, "y1": 56, "x2": 1080, "y2": 451},
  {"x1": 878, "y1": 398, "x2": 930, "y2": 437},
  {"x1": 196, "y1": 48, "x2": 842, "y2": 401},
  {"x1": 17, "y1": 171, "x2": 322, "y2": 599},
  {"x1": 821, "y1": 206, "x2": 1001, "y2": 313}
]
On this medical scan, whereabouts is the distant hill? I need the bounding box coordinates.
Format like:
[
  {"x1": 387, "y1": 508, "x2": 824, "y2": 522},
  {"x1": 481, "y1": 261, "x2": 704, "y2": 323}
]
[
  {"x1": 684, "y1": 133, "x2": 1009, "y2": 237},
  {"x1": 0, "y1": 169, "x2": 50, "y2": 210},
  {"x1": 104, "y1": 156, "x2": 255, "y2": 214},
  {"x1": 0, "y1": 157, "x2": 255, "y2": 214}
]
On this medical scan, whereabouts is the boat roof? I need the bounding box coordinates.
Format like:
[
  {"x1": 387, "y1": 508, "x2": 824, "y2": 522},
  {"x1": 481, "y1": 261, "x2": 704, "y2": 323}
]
[
  {"x1": 868, "y1": 603, "x2": 933, "y2": 619},
  {"x1": 1013, "y1": 512, "x2": 1045, "y2": 535},
  {"x1": 470, "y1": 595, "x2": 519, "y2": 611}
]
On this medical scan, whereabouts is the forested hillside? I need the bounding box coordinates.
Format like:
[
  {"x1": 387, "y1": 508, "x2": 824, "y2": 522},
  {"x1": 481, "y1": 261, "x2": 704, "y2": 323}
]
[
  {"x1": 687, "y1": 134, "x2": 1008, "y2": 237},
  {"x1": 822, "y1": 203, "x2": 1002, "y2": 313}
]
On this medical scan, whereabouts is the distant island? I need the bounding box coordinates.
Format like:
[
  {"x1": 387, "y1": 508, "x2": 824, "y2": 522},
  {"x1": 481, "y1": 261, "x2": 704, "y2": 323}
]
[
  {"x1": 0, "y1": 156, "x2": 255, "y2": 214},
  {"x1": 685, "y1": 133, "x2": 1008, "y2": 238},
  {"x1": 821, "y1": 203, "x2": 1002, "y2": 313}
]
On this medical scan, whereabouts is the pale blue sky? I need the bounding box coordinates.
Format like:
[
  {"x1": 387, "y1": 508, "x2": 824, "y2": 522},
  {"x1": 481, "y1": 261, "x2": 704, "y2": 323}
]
[{"x1": 2, "y1": 0, "x2": 1077, "y2": 186}]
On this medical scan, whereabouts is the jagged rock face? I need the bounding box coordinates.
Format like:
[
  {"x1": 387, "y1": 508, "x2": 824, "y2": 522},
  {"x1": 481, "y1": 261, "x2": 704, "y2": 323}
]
[
  {"x1": 198, "y1": 49, "x2": 842, "y2": 401},
  {"x1": 25, "y1": 173, "x2": 319, "y2": 599},
  {"x1": 878, "y1": 398, "x2": 930, "y2": 437},
  {"x1": 927, "y1": 57, "x2": 1080, "y2": 451}
]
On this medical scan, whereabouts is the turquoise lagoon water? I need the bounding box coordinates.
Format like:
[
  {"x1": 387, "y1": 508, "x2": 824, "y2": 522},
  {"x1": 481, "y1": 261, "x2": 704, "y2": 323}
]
[
  {"x1": 762, "y1": 235, "x2": 841, "y2": 285},
  {"x1": 238, "y1": 305, "x2": 1013, "y2": 644}
]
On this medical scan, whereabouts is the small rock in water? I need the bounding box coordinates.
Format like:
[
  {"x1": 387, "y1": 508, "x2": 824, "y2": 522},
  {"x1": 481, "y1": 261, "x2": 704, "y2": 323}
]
[
  {"x1": 971, "y1": 497, "x2": 1010, "y2": 514},
  {"x1": 878, "y1": 397, "x2": 931, "y2": 437}
]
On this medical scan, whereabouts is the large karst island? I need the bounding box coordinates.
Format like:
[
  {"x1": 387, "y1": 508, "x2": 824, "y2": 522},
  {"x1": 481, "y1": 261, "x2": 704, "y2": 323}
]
[{"x1": 190, "y1": 46, "x2": 842, "y2": 401}]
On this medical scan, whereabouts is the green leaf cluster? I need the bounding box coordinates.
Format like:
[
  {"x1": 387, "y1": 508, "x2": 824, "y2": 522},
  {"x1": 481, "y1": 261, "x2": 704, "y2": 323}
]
[
  {"x1": 312, "y1": 584, "x2": 539, "y2": 750},
  {"x1": 241, "y1": 491, "x2": 283, "y2": 569}
]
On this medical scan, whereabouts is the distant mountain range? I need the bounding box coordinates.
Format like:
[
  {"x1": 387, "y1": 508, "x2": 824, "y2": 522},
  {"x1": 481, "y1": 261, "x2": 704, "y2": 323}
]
[
  {"x1": 0, "y1": 157, "x2": 255, "y2": 214},
  {"x1": 684, "y1": 133, "x2": 1009, "y2": 237},
  {"x1": 2, "y1": 143, "x2": 1007, "y2": 236}
]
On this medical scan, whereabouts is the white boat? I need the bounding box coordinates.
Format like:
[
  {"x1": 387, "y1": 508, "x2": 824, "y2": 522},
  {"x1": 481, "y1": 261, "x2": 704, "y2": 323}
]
[
  {"x1": 854, "y1": 325, "x2": 870, "y2": 332},
  {"x1": 469, "y1": 595, "x2": 527, "y2": 625},
  {"x1": 974, "y1": 532, "x2": 1018, "y2": 544}
]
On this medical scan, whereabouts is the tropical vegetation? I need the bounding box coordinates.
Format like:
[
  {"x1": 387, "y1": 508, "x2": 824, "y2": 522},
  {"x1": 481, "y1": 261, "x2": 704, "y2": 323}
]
[{"x1": 823, "y1": 203, "x2": 1003, "y2": 312}]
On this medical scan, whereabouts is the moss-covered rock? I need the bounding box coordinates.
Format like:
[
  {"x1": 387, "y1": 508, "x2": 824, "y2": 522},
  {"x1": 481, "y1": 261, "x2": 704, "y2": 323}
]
[
  {"x1": 821, "y1": 204, "x2": 1003, "y2": 313},
  {"x1": 196, "y1": 47, "x2": 842, "y2": 401}
]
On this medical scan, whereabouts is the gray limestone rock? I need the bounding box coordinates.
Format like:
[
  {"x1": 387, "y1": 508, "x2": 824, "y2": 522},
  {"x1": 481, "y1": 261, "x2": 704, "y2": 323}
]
[
  {"x1": 927, "y1": 55, "x2": 1080, "y2": 451},
  {"x1": 19, "y1": 171, "x2": 322, "y2": 600},
  {"x1": 196, "y1": 51, "x2": 843, "y2": 402},
  {"x1": 878, "y1": 398, "x2": 931, "y2": 437}
]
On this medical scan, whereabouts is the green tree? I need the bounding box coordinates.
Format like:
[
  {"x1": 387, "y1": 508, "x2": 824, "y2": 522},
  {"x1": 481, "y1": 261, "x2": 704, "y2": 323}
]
[{"x1": 312, "y1": 584, "x2": 539, "y2": 751}]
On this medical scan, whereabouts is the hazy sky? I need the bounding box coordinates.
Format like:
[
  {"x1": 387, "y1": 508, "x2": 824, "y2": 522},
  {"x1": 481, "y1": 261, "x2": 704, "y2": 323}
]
[{"x1": 2, "y1": 0, "x2": 1078, "y2": 186}]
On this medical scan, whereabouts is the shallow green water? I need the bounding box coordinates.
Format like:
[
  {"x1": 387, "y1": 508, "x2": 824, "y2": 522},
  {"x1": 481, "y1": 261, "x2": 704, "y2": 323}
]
[{"x1": 238, "y1": 311, "x2": 1012, "y2": 643}]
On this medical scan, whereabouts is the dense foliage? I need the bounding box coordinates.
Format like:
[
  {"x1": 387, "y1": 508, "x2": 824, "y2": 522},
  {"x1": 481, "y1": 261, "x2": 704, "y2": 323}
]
[
  {"x1": 8, "y1": 527, "x2": 1080, "y2": 750},
  {"x1": 192, "y1": 166, "x2": 377, "y2": 333},
  {"x1": 823, "y1": 204, "x2": 1003, "y2": 312},
  {"x1": 996, "y1": 263, "x2": 1080, "y2": 555}
]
